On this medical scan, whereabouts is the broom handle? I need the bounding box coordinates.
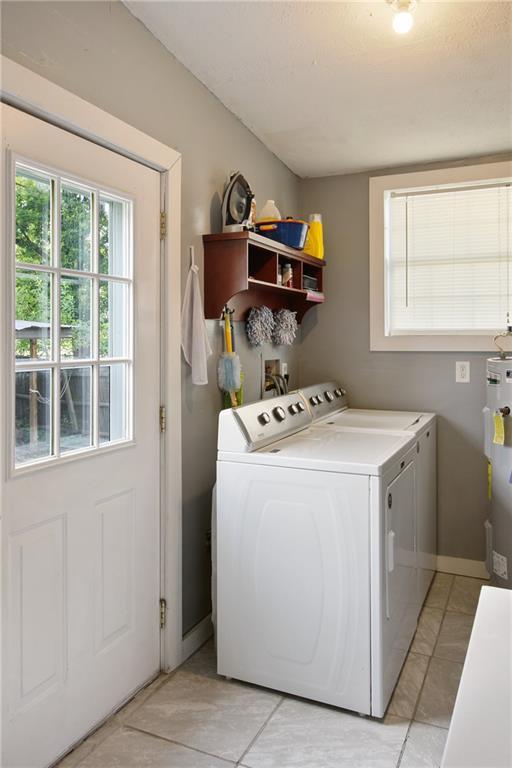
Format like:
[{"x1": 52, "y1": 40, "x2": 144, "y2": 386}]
[{"x1": 224, "y1": 313, "x2": 233, "y2": 354}]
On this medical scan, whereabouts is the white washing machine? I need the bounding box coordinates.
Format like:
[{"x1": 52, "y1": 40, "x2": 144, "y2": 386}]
[
  {"x1": 301, "y1": 382, "x2": 437, "y2": 605},
  {"x1": 216, "y1": 392, "x2": 418, "y2": 717}
]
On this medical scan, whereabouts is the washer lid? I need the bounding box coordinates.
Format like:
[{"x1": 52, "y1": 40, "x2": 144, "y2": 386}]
[
  {"x1": 223, "y1": 428, "x2": 416, "y2": 475},
  {"x1": 317, "y1": 408, "x2": 435, "y2": 435}
]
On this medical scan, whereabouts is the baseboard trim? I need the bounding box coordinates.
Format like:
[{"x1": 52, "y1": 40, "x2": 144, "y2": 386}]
[
  {"x1": 181, "y1": 613, "x2": 213, "y2": 663},
  {"x1": 436, "y1": 555, "x2": 489, "y2": 580}
]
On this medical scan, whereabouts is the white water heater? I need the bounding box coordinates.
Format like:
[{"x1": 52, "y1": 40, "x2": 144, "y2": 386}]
[{"x1": 484, "y1": 357, "x2": 512, "y2": 587}]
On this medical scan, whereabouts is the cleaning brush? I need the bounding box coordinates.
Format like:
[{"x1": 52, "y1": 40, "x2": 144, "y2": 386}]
[{"x1": 218, "y1": 307, "x2": 241, "y2": 407}]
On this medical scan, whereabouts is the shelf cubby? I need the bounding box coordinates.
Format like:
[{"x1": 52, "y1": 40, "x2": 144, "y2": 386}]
[{"x1": 203, "y1": 231, "x2": 326, "y2": 321}]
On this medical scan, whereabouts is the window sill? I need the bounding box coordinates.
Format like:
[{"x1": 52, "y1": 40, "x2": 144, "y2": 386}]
[
  {"x1": 11, "y1": 438, "x2": 136, "y2": 478},
  {"x1": 370, "y1": 332, "x2": 502, "y2": 353}
]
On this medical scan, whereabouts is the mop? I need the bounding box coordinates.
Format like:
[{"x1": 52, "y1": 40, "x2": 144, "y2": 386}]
[{"x1": 218, "y1": 306, "x2": 241, "y2": 407}]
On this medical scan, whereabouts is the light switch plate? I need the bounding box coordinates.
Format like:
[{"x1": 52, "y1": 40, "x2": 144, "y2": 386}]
[{"x1": 456, "y1": 361, "x2": 470, "y2": 383}]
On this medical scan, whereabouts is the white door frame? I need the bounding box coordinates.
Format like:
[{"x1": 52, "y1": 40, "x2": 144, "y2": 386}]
[{"x1": 0, "y1": 56, "x2": 183, "y2": 676}]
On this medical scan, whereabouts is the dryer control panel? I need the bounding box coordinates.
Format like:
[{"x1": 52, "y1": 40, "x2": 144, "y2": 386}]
[{"x1": 301, "y1": 381, "x2": 349, "y2": 422}]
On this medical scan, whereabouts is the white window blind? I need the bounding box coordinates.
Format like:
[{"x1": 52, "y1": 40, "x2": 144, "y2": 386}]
[{"x1": 386, "y1": 180, "x2": 512, "y2": 335}]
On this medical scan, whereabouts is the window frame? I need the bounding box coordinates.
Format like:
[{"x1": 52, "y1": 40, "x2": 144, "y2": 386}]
[
  {"x1": 10, "y1": 153, "x2": 135, "y2": 473},
  {"x1": 369, "y1": 160, "x2": 512, "y2": 352}
]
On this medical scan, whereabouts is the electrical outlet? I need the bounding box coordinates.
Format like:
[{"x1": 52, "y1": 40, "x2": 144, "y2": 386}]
[
  {"x1": 492, "y1": 551, "x2": 508, "y2": 580},
  {"x1": 281, "y1": 362, "x2": 288, "y2": 376},
  {"x1": 456, "y1": 361, "x2": 470, "y2": 383}
]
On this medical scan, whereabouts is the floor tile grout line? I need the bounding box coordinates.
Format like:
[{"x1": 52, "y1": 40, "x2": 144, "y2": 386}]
[
  {"x1": 411, "y1": 641, "x2": 435, "y2": 724},
  {"x1": 411, "y1": 576, "x2": 472, "y2": 730},
  {"x1": 393, "y1": 573, "x2": 461, "y2": 763},
  {"x1": 56, "y1": 660, "x2": 214, "y2": 766},
  {"x1": 431, "y1": 603, "x2": 448, "y2": 659},
  {"x1": 115, "y1": 672, "x2": 177, "y2": 723},
  {"x1": 413, "y1": 714, "x2": 451, "y2": 730},
  {"x1": 54, "y1": 674, "x2": 170, "y2": 768},
  {"x1": 444, "y1": 572, "x2": 458, "y2": 611},
  {"x1": 406, "y1": 575, "x2": 448, "y2": 728},
  {"x1": 390, "y1": 577, "x2": 444, "y2": 722},
  {"x1": 395, "y1": 718, "x2": 415, "y2": 768},
  {"x1": 396, "y1": 717, "x2": 450, "y2": 768},
  {"x1": 236, "y1": 695, "x2": 285, "y2": 766},
  {"x1": 123, "y1": 723, "x2": 237, "y2": 765},
  {"x1": 444, "y1": 608, "x2": 478, "y2": 617}
]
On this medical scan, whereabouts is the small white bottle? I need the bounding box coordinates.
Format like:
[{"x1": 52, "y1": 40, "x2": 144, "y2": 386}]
[
  {"x1": 282, "y1": 263, "x2": 293, "y2": 288},
  {"x1": 258, "y1": 199, "x2": 281, "y2": 221}
]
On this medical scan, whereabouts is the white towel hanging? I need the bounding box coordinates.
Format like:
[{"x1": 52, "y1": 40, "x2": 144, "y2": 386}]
[{"x1": 181, "y1": 246, "x2": 212, "y2": 385}]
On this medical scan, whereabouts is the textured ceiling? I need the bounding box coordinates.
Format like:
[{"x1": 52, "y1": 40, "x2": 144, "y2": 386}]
[{"x1": 124, "y1": 1, "x2": 512, "y2": 178}]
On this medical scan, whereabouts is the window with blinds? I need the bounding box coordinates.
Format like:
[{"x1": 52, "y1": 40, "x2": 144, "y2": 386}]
[{"x1": 385, "y1": 180, "x2": 511, "y2": 335}]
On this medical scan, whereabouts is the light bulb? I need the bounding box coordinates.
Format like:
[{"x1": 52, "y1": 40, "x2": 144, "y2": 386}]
[{"x1": 393, "y1": 10, "x2": 413, "y2": 33}]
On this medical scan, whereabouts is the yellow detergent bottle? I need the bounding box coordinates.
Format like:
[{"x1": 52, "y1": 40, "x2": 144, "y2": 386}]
[{"x1": 303, "y1": 213, "x2": 324, "y2": 259}]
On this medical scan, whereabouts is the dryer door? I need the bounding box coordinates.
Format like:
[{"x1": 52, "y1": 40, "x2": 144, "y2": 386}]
[{"x1": 385, "y1": 460, "x2": 417, "y2": 656}]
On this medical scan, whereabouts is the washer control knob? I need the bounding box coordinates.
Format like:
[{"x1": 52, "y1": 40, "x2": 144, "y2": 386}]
[
  {"x1": 325, "y1": 391, "x2": 334, "y2": 402},
  {"x1": 273, "y1": 406, "x2": 286, "y2": 422},
  {"x1": 297, "y1": 402, "x2": 305, "y2": 412},
  {"x1": 309, "y1": 396, "x2": 317, "y2": 406},
  {"x1": 288, "y1": 404, "x2": 299, "y2": 415},
  {"x1": 334, "y1": 388, "x2": 343, "y2": 397},
  {"x1": 317, "y1": 394, "x2": 324, "y2": 403},
  {"x1": 258, "y1": 412, "x2": 271, "y2": 425}
]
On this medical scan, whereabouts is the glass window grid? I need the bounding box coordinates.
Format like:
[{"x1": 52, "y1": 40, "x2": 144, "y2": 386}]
[{"x1": 13, "y1": 160, "x2": 134, "y2": 468}]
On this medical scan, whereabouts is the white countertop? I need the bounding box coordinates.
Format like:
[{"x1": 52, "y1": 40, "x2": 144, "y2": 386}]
[{"x1": 441, "y1": 586, "x2": 512, "y2": 768}]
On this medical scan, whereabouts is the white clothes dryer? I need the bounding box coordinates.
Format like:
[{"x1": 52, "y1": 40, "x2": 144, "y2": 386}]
[
  {"x1": 216, "y1": 392, "x2": 418, "y2": 717},
  {"x1": 301, "y1": 382, "x2": 437, "y2": 605}
]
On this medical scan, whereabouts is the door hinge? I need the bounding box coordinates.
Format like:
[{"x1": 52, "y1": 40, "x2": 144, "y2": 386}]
[
  {"x1": 160, "y1": 598, "x2": 167, "y2": 629},
  {"x1": 160, "y1": 405, "x2": 166, "y2": 433},
  {"x1": 160, "y1": 211, "x2": 167, "y2": 240}
]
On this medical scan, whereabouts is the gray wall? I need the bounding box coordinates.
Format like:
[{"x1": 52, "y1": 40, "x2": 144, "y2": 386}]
[
  {"x1": 1, "y1": 0, "x2": 301, "y2": 633},
  {"x1": 299, "y1": 156, "x2": 511, "y2": 563},
  {"x1": 3, "y1": 1, "x2": 507, "y2": 629}
]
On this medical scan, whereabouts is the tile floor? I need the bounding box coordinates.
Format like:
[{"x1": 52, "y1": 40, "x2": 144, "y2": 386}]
[{"x1": 56, "y1": 573, "x2": 487, "y2": 768}]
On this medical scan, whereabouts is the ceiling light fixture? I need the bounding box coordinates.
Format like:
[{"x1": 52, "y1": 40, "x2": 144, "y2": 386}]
[{"x1": 387, "y1": 0, "x2": 416, "y2": 34}]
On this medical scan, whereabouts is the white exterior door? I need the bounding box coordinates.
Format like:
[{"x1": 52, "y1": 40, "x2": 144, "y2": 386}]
[{"x1": 1, "y1": 104, "x2": 162, "y2": 768}]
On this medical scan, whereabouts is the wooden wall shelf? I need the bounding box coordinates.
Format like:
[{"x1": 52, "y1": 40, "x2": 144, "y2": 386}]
[{"x1": 202, "y1": 231, "x2": 326, "y2": 321}]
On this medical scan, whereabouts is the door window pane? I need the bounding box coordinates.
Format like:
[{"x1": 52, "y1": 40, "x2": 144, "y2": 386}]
[
  {"x1": 60, "y1": 275, "x2": 92, "y2": 360},
  {"x1": 15, "y1": 168, "x2": 52, "y2": 266},
  {"x1": 61, "y1": 184, "x2": 92, "y2": 271},
  {"x1": 60, "y1": 367, "x2": 92, "y2": 453},
  {"x1": 99, "y1": 196, "x2": 130, "y2": 277},
  {"x1": 13, "y1": 160, "x2": 134, "y2": 468},
  {"x1": 15, "y1": 369, "x2": 52, "y2": 464},
  {"x1": 16, "y1": 269, "x2": 52, "y2": 360},
  {"x1": 99, "y1": 280, "x2": 129, "y2": 358},
  {"x1": 99, "y1": 363, "x2": 129, "y2": 444}
]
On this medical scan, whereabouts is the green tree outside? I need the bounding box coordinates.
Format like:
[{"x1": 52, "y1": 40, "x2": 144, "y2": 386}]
[{"x1": 15, "y1": 171, "x2": 111, "y2": 359}]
